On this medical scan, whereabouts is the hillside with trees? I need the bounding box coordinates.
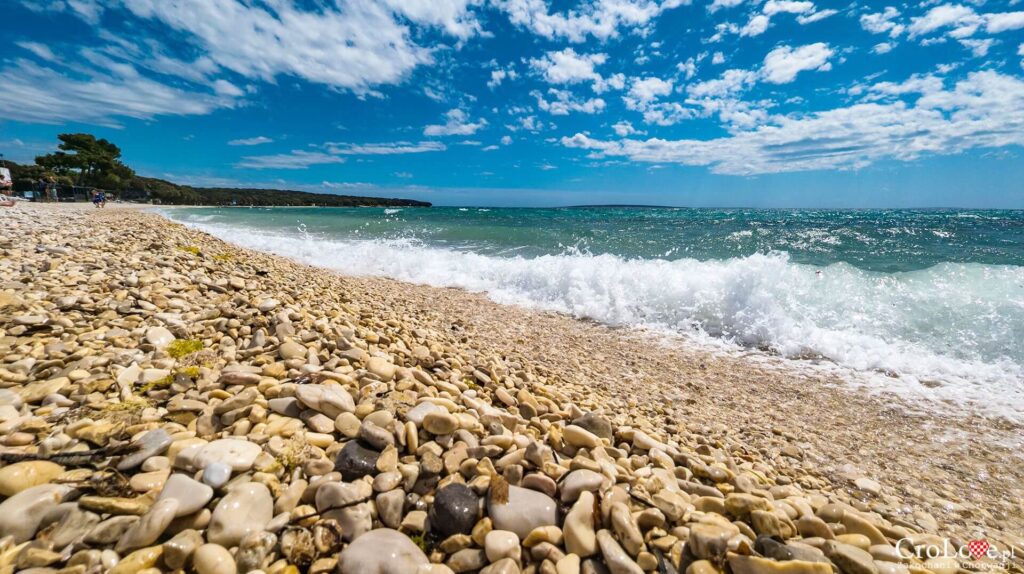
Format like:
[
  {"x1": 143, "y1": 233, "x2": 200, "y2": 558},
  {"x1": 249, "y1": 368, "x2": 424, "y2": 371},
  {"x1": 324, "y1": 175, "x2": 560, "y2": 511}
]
[{"x1": 3, "y1": 133, "x2": 431, "y2": 207}]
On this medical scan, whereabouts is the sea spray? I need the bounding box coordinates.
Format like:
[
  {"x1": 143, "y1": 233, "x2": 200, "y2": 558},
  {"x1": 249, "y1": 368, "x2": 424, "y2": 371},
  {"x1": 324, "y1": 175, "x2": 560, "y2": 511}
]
[{"x1": 168, "y1": 207, "x2": 1024, "y2": 419}]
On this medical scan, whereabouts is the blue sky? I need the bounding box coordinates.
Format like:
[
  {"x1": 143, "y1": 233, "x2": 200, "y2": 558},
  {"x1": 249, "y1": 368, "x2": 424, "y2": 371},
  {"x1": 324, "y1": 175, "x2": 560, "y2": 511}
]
[{"x1": 1, "y1": 0, "x2": 1023, "y2": 207}]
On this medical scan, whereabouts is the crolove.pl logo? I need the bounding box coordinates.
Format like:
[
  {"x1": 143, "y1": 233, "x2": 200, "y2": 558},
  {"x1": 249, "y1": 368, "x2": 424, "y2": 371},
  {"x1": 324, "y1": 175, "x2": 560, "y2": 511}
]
[{"x1": 896, "y1": 538, "x2": 1017, "y2": 570}]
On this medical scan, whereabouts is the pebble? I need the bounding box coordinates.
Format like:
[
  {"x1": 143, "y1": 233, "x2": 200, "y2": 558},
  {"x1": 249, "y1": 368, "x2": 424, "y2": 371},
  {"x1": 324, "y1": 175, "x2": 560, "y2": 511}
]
[
  {"x1": 485, "y1": 530, "x2": 522, "y2": 563},
  {"x1": 116, "y1": 498, "x2": 179, "y2": 553},
  {"x1": 596, "y1": 529, "x2": 643, "y2": 574},
  {"x1": 189, "y1": 438, "x2": 263, "y2": 471},
  {"x1": 0, "y1": 484, "x2": 69, "y2": 542},
  {"x1": 207, "y1": 482, "x2": 274, "y2": 546},
  {"x1": 0, "y1": 461, "x2": 64, "y2": 496},
  {"x1": 564, "y1": 491, "x2": 598, "y2": 557},
  {"x1": 201, "y1": 462, "x2": 232, "y2": 488},
  {"x1": 431, "y1": 483, "x2": 481, "y2": 537},
  {"x1": 334, "y1": 440, "x2": 381, "y2": 481},
  {"x1": 423, "y1": 410, "x2": 460, "y2": 435},
  {"x1": 337, "y1": 528, "x2": 429, "y2": 573},
  {"x1": 560, "y1": 469, "x2": 604, "y2": 503},
  {"x1": 488, "y1": 485, "x2": 558, "y2": 539},
  {"x1": 157, "y1": 473, "x2": 214, "y2": 517},
  {"x1": 145, "y1": 326, "x2": 175, "y2": 348},
  {"x1": 193, "y1": 543, "x2": 236, "y2": 574}
]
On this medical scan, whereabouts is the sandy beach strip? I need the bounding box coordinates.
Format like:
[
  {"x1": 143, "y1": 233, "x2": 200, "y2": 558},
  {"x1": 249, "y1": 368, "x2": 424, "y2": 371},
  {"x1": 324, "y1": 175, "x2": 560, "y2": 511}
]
[{"x1": 0, "y1": 202, "x2": 1020, "y2": 573}]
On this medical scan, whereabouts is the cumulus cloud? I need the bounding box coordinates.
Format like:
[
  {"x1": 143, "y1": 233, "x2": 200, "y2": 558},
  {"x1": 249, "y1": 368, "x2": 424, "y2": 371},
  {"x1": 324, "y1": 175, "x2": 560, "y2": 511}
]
[
  {"x1": 494, "y1": 0, "x2": 686, "y2": 42},
  {"x1": 424, "y1": 109, "x2": 488, "y2": 136},
  {"x1": 985, "y1": 11, "x2": 1024, "y2": 34},
  {"x1": 860, "y1": 7, "x2": 904, "y2": 37},
  {"x1": 708, "y1": 0, "x2": 744, "y2": 12},
  {"x1": 760, "y1": 43, "x2": 833, "y2": 84},
  {"x1": 529, "y1": 48, "x2": 624, "y2": 92},
  {"x1": 740, "y1": 14, "x2": 770, "y2": 36},
  {"x1": 562, "y1": 71, "x2": 1024, "y2": 176},
  {"x1": 532, "y1": 89, "x2": 606, "y2": 115}
]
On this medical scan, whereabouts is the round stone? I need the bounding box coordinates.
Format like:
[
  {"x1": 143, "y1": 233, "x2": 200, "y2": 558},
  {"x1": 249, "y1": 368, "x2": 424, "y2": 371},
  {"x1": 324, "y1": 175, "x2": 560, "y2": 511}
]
[
  {"x1": 429, "y1": 483, "x2": 480, "y2": 537},
  {"x1": 337, "y1": 528, "x2": 429, "y2": 574},
  {"x1": 422, "y1": 411, "x2": 459, "y2": 435},
  {"x1": 334, "y1": 441, "x2": 380, "y2": 481},
  {"x1": 487, "y1": 485, "x2": 558, "y2": 540},
  {"x1": 145, "y1": 326, "x2": 175, "y2": 348},
  {"x1": 193, "y1": 543, "x2": 236, "y2": 574},
  {"x1": 0, "y1": 461, "x2": 64, "y2": 497},
  {"x1": 207, "y1": 482, "x2": 274, "y2": 547},
  {"x1": 191, "y1": 439, "x2": 262, "y2": 472}
]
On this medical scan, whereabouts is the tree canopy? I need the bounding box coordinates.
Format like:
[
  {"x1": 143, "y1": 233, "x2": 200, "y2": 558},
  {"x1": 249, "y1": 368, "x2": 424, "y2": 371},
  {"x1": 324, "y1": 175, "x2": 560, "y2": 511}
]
[{"x1": 35, "y1": 133, "x2": 135, "y2": 190}]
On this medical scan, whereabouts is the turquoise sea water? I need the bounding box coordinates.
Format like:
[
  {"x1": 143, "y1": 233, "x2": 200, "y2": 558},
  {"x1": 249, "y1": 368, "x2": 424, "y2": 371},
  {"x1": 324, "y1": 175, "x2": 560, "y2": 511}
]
[{"x1": 167, "y1": 207, "x2": 1024, "y2": 419}]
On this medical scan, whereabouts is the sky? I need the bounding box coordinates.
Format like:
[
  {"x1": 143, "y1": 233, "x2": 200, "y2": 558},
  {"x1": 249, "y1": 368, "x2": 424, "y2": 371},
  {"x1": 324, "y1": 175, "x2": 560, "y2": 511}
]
[{"x1": 1, "y1": 0, "x2": 1023, "y2": 207}]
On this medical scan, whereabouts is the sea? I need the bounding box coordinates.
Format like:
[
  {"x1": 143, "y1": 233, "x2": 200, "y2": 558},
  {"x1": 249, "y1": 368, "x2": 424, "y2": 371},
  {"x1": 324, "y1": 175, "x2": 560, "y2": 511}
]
[{"x1": 165, "y1": 206, "x2": 1024, "y2": 421}]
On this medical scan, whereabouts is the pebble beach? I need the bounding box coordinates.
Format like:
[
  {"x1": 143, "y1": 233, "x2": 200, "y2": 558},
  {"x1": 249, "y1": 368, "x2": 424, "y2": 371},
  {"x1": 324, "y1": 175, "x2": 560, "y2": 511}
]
[{"x1": 0, "y1": 202, "x2": 1020, "y2": 574}]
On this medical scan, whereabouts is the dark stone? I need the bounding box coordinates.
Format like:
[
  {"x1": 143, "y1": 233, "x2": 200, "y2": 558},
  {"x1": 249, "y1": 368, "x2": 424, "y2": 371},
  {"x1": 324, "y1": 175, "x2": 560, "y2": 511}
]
[
  {"x1": 333, "y1": 441, "x2": 380, "y2": 481},
  {"x1": 571, "y1": 412, "x2": 613, "y2": 441},
  {"x1": 429, "y1": 483, "x2": 480, "y2": 537},
  {"x1": 755, "y1": 536, "x2": 792, "y2": 560}
]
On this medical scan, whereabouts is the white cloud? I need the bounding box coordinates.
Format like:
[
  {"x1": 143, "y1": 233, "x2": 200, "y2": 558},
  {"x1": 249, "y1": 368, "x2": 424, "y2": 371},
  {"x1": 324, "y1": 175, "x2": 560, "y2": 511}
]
[
  {"x1": 797, "y1": 9, "x2": 837, "y2": 24},
  {"x1": 959, "y1": 38, "x2": 994, "y2": 57},
  {"x1": 625, "y1": 77, "x2": 674, "y2": 106},
  {"x1": 239, "y1": 140, "x2": 446, "y2": 169},
  {"x1": 488, "y1": 67, "x2": 519, "y2": 88},
  {"x1": 872, "y1": 42, "x2": 895, "y2": 55},
  {"x1": 424, "y1": 109, "x2": 487, "y2": 136},
  {"x1": 761, "y1": 43, "x2": 834, "y2": 84},
  {"x1": 908, "y1": 4, "x2": 982, "y2": 39},
  {"x1": 740, "y1": 14, "x2": 770, "y2": 36},
  {"x1": 861, "y1": 7, "x2": 904, "y2": 38},
  {"x1": 687, "y1": 69, "x2": 758, "y2": 99},
  {"x1": 763, "y1": 0, "x2": 814, "y2": 16},
  {"x1": 0, "y1": 56, "x2": 236, "y2": 126},
  {"x1": 118, "y1": 0, "x2": 478, "y2": 94},
  {"x1": 326, "y1": 141, "x2": 447, "y2": 155},
  {"x1": 624, "y1": 77, "x2": 692, "y2": 126},
  {"x1": 238, "y1": 151, "x2": 347, "y2": 169},
  {"x1": 712, "y1": 52, "x2": 726, "y2": 65},
  {"x1": 708, "y1": 0, "x2": 744, "y2": 12},
  {"x1": 532, "y1": 89, "x2": 606, "y2": 115},
  {"x1": 562, "y1": 71, "x2": 1024, "y2": 176},
  {"x1": 985, "y1": 11, "x2": 1024, "y2": 33},
  {"x1": 15, "y1": 41, "x2": 57, "y2": 62},
  {"x1": 529, "y1": 48, "x2": 624, "y2": 93},
  {"x1": 677, "y1": 58, "x2": 698, "y2": 79},
  {"x1": 500, "y1": 135, "x2": 513, "y2": 145},
  {"x1": 612, "y1": 121, "x2": 642, "y2": 136},
  {"x1": 382, "y1": 0, "x2": 483, "y2": 39},
  {"x1": 495, "y1": 0, "x2": 687, "y2": 42},
  {"x1": 228, "y1": 136, "x2": 273, "y2": 146}
]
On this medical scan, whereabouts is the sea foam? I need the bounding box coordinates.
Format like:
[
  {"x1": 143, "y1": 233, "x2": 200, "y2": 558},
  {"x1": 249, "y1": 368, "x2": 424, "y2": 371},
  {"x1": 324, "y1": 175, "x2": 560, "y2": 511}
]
[{"x1": 178, "y1": 218, "x2": 1024, "y2": 421}]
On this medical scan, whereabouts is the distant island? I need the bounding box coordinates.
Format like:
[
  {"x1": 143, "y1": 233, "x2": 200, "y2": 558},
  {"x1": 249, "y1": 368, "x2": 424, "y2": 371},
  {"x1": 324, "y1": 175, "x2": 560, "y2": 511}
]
[{"x1": 2, "y1": 133, "x2": 430, "y2": 207}]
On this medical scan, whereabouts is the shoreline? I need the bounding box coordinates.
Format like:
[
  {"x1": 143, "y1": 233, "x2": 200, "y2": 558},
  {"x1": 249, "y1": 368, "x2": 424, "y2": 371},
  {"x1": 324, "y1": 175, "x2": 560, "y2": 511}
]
[{"x1": 1, "y1": 203, "x2": 1020, "y2": 572}]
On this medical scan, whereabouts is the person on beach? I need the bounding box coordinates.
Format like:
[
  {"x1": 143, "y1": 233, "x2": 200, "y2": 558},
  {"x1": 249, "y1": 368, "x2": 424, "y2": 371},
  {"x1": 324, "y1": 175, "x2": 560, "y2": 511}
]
[
  {"x1": 0, "y1": 194, "x2": 15, "y2": 207},
  {"x1": 92, "y1": 189, "x2": 106, "y2": 208}
]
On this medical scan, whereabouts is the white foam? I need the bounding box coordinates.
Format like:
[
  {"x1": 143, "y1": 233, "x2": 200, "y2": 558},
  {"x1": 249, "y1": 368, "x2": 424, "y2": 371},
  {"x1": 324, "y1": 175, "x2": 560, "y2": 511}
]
[{"x1": 175, "y1": 217, "x2": 1024, "y2": 421}]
